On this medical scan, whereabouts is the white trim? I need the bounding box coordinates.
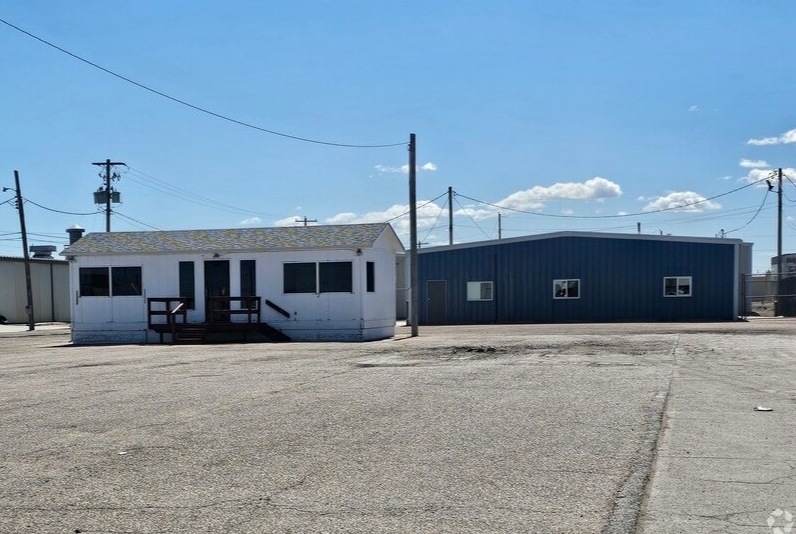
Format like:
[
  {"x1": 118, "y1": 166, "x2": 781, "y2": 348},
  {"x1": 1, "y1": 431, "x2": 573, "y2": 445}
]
[
  {"x1": 663, "y1": 276, "x2": 692, "y2": 297},
  {"x1": 466, "y1": 281, "x2": 493, "y2": 301},
  {"x1": 553, "y1": 279, "x2": 580, "y2": 299}
]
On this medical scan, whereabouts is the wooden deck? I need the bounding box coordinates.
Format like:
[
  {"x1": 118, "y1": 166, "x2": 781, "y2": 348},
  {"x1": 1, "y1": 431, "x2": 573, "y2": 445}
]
[{"x1": 147, "y1": 296, "x2": 291, "y2": 344}]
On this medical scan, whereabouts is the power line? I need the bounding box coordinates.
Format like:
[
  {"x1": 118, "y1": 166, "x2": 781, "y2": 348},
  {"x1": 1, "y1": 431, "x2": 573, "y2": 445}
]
[
  {"x1": 383, "y1": 192, "x2": 448, "y2": 223},
  {"x1": 454, "y1": 177, "x2": 769, "y2": 220},
  {"x1": 723, "y1": 188, "x2": 771, "y2": 235},
  {"x1": 420, "y1": 196, "x2": 448, "y2": 245},
  {"x1": 0, "y1": 17, "x2": 405, "y2": 149},
  {"x1": 453, "y1": 195, "x2": 493, "y2": 240},
  {"x1": 113, "y1": 210, "x2": 166, "y2": 231},
  {"x1": 124, "y1": 166, "x2": 278, "y2": 217},
  {"x1": 23, "y1": 198, "x2": 101, "y2": 216}
]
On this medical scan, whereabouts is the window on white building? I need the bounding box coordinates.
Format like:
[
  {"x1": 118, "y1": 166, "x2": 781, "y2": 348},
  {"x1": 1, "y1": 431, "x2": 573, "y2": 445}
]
[
  {"x1": 79, "y1": 266, "x2": 142, "y2": 297},
  {"x1": 283, "y1": 261, "x2": 353, "y2": 294},
  {"x1": 111, "y1": 267, "x2": 142, "y2": 296}
]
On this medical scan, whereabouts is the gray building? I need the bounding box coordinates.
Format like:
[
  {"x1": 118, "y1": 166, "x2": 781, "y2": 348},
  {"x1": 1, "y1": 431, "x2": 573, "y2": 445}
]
[
  {"x1": 417, "y1": 231, "x2": 752, "y2": 325},
  {"x1": 0, "y1": 256, "x2": 70, "y2": 323}
]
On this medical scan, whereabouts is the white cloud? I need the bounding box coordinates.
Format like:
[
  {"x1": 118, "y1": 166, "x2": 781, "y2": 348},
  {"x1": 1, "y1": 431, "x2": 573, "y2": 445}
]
[
  {"x1": 239, "y1": 217, "x2": 262, "y2": 226},
  {"x1": 642, "y1": 191, "x2": 720, "y2": 212},
  {"x1": 453, "y1": 206, "x2": 495, "y2": 220},
  {"x1": 497, "y1": 177, "x2": 622, "y2": 211},
  {"x1": 689, "y1": 105, "x2": 700, "y2": 112},
  {"x1": 746, "y1": 137, "x2": 779, "y2": 146},
  {"x1": 739, "y1": 159, "x2": 769, "y2": 169},
  {"x1": 374, "y1": 164, "x2": 404, "y2": 173},
  {"x1": 375, "y1": 162, "x2": 438, "y2": 174},
  {"x1": 325, "y1": 202, "x2": 448, "y2": 236},
  {"x1": 738, "y1": 168, "x2": 765, "y2": 185},
  {"x1": 738, "y1": 167, "x2": 796, "y2": 186},
  {"x1": 747, "y1": 128, "x2": 796, "y2": 146}
]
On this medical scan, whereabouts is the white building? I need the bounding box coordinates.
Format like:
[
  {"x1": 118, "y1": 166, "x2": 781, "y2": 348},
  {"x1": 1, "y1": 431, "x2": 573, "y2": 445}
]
[{"x1": 61, "y1": 223, "x2": 405, "y2": 344}]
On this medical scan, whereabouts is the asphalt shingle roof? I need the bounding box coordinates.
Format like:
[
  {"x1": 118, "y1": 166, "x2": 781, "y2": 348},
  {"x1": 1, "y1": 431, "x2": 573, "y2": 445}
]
[{"x1": 62, "y1": 223, "x2": 398, "y2": 256}]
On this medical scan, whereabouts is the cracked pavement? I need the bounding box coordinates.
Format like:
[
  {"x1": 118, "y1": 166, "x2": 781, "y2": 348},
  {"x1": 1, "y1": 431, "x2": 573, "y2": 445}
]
[
  {"x1": 0, "y1": 319, "x2": 793, "y2": 533},
  {"x1": 636, "y1": 322, "x2": 796, "y2": 533}
]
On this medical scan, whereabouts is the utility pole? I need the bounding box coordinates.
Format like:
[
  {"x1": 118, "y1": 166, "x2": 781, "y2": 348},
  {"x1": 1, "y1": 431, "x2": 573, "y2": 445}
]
[
  {"x1": 448, "y1": 186, "x2": 453, "y2": 245},
  {"x1": 4, "y1": 171, "x2": 34, "y2": 330},
  {"x1": 777, "y1": 168, "x2": 783, "y2": 315},
  {"x1": 295, "y1": 216, "x2": 317, "y2": 226},
  {"x1": 408, "y1": 133, "x2": 418, "y2": 337},
  {"x1": 498, "y1": 213, "x2": 502, "y2": 239},
  {"x1": 91, "y1": 159, "x2": 125, "y2": 232}
]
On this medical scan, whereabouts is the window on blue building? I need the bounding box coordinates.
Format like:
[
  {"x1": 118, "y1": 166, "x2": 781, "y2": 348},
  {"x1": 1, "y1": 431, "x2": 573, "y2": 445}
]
[
  {"x1": 664, "y1": 276, "x2": 691, "y2": 297},
  {"x1": 553, "y1": 279, "x2": 580, "y2": 299},
  {"x1": 467, "y1": 281, "x2": 493, "y2": 301}
]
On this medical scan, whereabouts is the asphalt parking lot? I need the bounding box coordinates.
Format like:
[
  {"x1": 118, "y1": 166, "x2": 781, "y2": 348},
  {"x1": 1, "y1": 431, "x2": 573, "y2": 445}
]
[{"x1": 0, "y1": 319, "x2": 794, "y2": 533}]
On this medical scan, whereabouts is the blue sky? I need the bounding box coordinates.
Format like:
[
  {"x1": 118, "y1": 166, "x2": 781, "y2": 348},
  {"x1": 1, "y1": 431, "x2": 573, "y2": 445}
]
[{"x1": 1, "y1": 1, "x2": 795, "y2": 272}]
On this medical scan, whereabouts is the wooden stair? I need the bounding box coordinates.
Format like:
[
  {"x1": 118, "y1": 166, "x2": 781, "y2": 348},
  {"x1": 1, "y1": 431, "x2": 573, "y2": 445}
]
[{"x1": 174, "y1": 324, "x2": 208, "y2": 344}]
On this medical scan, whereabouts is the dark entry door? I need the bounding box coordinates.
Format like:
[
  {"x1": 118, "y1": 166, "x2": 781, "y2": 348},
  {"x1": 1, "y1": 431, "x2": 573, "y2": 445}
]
[
  {"x1": 427, "y1": 280, "x2": 447, "y2": 324},
  {"x1": 204, "y1": 260, "x2": 230, "y2": 322}
]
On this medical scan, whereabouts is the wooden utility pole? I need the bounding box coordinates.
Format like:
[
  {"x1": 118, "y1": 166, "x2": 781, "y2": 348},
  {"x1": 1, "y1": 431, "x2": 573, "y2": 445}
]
[
  {"x1": 92, "y1": 159, "x2": 125, "y2": 232},
  {"x1": 448, "y1": 186, "x2": 453, "y2": 245},
  {"x1": 777, "y1": 168, "x2": 783, "y2": 314},
  {"x1": 409, "y1": 133, "x2": 418, "y2": 337},
  {"x1": 778, "y1": 168, "x2": 783, "y2": 274},
  {"x1": 6, "y1": 171, "x2": 35, "y2": 330},
  {"x1": 295, "y1": 216, "x2": 317, "y2": 226}
]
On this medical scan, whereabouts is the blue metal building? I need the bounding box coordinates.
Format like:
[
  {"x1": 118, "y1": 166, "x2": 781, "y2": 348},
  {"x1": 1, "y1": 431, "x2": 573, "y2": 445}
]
[{"x1": 417, "y1": 232, "x2": 752, "y2": 324}]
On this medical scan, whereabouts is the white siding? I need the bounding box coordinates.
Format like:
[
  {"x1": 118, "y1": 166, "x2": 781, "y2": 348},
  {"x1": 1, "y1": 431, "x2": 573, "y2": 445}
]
[{"x1": 69, "y1": 245, "x2": 399, "y2": 344}]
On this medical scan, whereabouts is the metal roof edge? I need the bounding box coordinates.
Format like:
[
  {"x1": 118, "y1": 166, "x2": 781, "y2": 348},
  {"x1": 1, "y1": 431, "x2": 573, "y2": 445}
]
[
  {"x1": 418, "y1": 230, "x2": 750, "y2": 254},
  {"x1": 1, "y1": 255, "x2": 69, "y2": 264}
]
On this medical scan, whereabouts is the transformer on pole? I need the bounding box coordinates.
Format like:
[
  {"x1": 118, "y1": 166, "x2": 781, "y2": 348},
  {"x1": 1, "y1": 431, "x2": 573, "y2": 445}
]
[{"x1": 91, "y1": 159, "x2": 125, "y2": 232}]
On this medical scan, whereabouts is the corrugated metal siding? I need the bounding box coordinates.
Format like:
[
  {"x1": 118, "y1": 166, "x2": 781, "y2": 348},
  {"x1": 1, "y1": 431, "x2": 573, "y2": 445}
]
[
  {"x1": 418, "y1": 236, "x2": 737, "y2": 324},
  {"x1": 0, "y1": 262, "x2": 25, "y2": 322},
  {"x1": 0, "y1": 259, "x2": 70, "y2": 323}
]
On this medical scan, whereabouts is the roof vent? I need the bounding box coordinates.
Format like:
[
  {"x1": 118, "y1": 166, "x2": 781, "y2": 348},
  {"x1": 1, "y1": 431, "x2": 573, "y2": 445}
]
[
  {"x1": 66, "y1": 224, "x2": 85, "y2": 244},
  {"x1": 30, "y1": 245, "x2": 57, "y2": 259}
]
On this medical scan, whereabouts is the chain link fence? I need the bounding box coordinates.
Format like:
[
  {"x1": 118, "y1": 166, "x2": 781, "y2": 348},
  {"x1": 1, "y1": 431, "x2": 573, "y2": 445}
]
[{"x1": 744, "y1": 273, "x2": 796, "y2": 317}]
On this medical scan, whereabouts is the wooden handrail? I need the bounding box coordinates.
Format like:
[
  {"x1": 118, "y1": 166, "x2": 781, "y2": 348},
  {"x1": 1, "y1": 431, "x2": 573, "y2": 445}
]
[
  {"x1": 168, "y1": 301, "x2": 186, "y2": 339},
  {"x1": 206, "y1": 296, "x2": 261, "y2": 324},
  {"x1": 148, "y1": 297, "x2": 189, "y2": 343},
  {"x1": 265, "y1": 299, "x2": 291, "y2": 319}
]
